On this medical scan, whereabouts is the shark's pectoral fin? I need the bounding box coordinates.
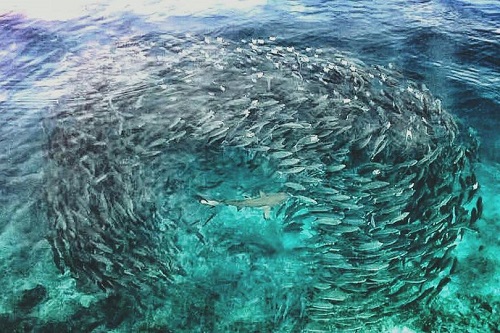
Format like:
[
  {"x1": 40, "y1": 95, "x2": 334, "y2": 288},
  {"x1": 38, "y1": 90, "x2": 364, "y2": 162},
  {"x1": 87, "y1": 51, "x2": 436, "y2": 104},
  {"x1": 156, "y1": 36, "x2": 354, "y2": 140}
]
[{"x1": 263, "y1": 206, "x2": 271, "y2": 220}]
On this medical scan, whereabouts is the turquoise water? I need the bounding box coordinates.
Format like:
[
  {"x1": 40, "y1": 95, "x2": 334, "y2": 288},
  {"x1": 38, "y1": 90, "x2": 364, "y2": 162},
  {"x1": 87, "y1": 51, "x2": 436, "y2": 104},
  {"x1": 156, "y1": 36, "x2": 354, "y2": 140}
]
[{"x1": 0, "y1": 1, "x2": 498, "y2": 332}]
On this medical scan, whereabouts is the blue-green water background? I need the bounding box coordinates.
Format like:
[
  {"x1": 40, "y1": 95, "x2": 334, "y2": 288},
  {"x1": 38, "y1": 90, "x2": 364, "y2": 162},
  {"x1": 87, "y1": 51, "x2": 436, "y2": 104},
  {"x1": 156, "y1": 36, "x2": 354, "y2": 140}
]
[
  {"x1": 0, "y1": 0, "x2": 499, "y2": 332},
  {"x1": 1, "y1": 0, "x2": 498, "y2": 158}
]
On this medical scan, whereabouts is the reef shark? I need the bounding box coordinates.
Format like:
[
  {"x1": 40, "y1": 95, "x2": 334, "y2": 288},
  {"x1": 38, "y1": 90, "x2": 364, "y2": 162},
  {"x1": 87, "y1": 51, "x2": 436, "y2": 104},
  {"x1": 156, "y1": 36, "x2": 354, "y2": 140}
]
[{"x1": 200, "y1": 191, "x2": 290, "y2": 219}]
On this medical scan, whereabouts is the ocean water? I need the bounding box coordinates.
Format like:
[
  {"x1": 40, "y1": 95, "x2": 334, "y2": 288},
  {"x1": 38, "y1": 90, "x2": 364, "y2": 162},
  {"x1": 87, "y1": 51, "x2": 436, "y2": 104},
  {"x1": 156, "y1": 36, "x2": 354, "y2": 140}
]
[{"x1": 0, "y1": 1, "x2": 498, "y2": 332}]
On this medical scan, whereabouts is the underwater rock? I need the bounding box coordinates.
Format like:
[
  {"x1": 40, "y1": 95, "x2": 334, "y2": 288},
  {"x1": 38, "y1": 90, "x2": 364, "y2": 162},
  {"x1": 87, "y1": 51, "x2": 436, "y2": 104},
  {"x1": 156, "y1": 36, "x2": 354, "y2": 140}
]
[
  {"x1": 16, "y1": 284, "x2": 47, "y2": 311},
  {"x1": 43, "y1": 34, "x2": 480, "y2": 330}
]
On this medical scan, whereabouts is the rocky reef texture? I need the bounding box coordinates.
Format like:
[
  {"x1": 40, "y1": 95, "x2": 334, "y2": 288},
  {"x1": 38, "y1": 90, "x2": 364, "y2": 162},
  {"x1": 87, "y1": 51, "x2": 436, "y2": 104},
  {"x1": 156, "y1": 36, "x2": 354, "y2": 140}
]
[{"x1": 43, "y1": 35, "x2": 481, "y2": 331}]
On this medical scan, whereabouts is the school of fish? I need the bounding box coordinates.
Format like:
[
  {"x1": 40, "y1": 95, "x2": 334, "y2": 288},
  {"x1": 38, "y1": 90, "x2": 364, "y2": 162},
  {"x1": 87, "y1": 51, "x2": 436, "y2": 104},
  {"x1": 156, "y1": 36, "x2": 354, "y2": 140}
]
[{"x1": 42, "y1": 34, "x2": 482, "y2": 331}]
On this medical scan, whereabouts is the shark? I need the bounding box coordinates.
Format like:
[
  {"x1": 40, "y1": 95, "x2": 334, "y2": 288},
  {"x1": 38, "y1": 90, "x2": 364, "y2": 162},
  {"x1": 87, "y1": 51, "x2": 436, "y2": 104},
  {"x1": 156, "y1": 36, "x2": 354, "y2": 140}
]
[{"x1": 199, "y1": 191, "x2": 290, "y2": 219}]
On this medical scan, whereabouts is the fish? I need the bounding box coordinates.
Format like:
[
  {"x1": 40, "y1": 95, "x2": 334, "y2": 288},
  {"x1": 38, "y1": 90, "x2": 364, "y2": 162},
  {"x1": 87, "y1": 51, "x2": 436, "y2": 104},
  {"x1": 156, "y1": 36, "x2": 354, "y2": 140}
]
[
  {"x1": 360, "y1": 181, "x2": 390, "y2": 191},
  {"x1": 326, "y1": 164, "x2": 346, "y2": 172},
  {"x1": 358, "y1": 241, "x2": 384, "y2": 252},
  {"x1": 284, "y1": 182, "x2": 306, "y2": 191},
  {"x1": 476, "y1": 196, "x2": 483, "y2": 219},
  {"x1": 270, "y1": 151, "x2": 293, "y2": 159},
  {"x1": 279, "y1": 166, "x2": 306, "y2": 174},
  {"x1": 370, "y1": 134, "x2": 388, "y2": 159},
  {"x1": 426, "y1": 276, "x2": 451, "y2": 306},
  {"x1": 311, "y1": 301, "x2": 334, "y2": 310},
  {"x1": 315, "y1": 217, "x2": 342, "y2": 226},
  {"x1": 319, "y1": 289, "x2": 349, "y2": 302},
  {"x1": 281, "y1": 122, "x2": 312, "y2": 129},
  {"x1": 294, "y1": 195, "x2": 318, "y2": 205},
  {"x1": 199, "y1": 191, "x2": 290, "y2": 219},
  {"x1": 294, "y1": 135, "x2": 320, "y2": 148},
  {"x1": 352, "y1": 134, "x2": 372, "y2": 150},
  {"x1": 470, "y1": 207, "x2": 478, "y2": 225},
  {"x1": 278, "y1": 158, "x2": 301, "y2": 167}
]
